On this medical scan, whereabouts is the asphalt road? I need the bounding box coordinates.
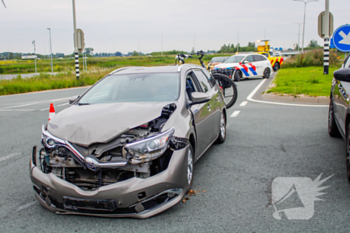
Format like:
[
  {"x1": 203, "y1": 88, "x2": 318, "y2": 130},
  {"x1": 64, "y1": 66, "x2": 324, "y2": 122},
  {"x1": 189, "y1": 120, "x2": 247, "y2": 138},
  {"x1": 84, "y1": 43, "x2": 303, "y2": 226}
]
[{"x1": 0, "y1": 74, "x2": 349, "y2": 232}]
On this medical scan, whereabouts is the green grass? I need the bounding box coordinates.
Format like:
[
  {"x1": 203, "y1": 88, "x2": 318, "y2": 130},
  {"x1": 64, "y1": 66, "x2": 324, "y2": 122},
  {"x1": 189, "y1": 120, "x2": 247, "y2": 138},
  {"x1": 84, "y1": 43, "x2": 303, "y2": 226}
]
[
  {"x1": 0, "y1": 70, "x2": 109, "y2": 95},
  {"x1": 267, "y1": 66, "x2": 338, "y2": 97}
]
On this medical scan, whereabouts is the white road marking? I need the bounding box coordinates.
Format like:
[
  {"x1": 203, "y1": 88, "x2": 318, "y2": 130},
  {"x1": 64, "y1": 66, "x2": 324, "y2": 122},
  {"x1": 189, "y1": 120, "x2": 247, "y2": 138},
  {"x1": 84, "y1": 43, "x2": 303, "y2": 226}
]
[
  {"x1": 57, "y1": 103, "x2": 69, "y2": 107},
  {"x1": 230, "y1": 111, "x2": 241, "y2": 117},
  {"x1": 247, "y1": 79, "x2": 328, "y2": 108},
  {"x1": 0, "y1": 109, "x2": 36, "y2": 112},
  {"x1": 1, "y1": 97, "x2": 71, "y2": 110},
  {"x1": 16, "y1": 201, "x2": 37, "y2": 212},
  {"x1": 0, "y1": 153, "x2": 21, "y2": 162},
  {"x1": 40, "y1": 102, "x2": 69, "y2": 111},
  {"x1": 240, "y1": 101, "x2": 248, "y2": 106}
]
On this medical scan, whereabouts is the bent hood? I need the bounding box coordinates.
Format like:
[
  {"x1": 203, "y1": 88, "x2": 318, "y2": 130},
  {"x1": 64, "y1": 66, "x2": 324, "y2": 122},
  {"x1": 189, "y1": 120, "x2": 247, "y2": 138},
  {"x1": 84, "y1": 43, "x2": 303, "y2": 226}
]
[{"x1": 47, "y1": 102, "x2": 169, "y2": 147}]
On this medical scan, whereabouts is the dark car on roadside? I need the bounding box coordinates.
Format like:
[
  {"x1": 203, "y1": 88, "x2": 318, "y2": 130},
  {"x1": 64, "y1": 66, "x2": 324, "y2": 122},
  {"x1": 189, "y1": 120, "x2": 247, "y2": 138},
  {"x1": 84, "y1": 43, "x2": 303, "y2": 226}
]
[{"x1": 328, "y1": 54, "x2": 350, "y2": 181}]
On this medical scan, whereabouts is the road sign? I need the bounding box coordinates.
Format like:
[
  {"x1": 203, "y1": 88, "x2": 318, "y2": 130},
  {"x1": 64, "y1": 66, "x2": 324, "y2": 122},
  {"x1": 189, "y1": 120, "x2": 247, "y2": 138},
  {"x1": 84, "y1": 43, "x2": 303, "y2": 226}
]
[
  {"x1": 332, "y1": 24, "x2": 350, "y2": 52},
  {"x1": 75, "y1": 28, "x2": 85, "y2": 53},
  {"x1": 318, "y1": 11, "x2": 334, "y2": 39}
]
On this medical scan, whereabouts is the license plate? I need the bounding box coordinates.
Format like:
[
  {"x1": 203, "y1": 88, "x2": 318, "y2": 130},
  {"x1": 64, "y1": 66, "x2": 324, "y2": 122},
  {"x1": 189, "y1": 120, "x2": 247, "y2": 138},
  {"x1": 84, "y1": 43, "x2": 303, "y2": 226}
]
[{"x1": 63, "y1": 196, "x2": 117, "y2": 212}]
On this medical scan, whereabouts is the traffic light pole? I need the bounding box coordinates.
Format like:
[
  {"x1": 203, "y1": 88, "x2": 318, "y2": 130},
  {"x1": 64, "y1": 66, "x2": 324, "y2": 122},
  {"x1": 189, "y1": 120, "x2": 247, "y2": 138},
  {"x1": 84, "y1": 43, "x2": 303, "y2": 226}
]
[
  {"x1": 324, "y1": 0, "x2": 330, "y2": 75},
  {"x1": 72, "y1": 0, "x2": 79, "y2": 80}
]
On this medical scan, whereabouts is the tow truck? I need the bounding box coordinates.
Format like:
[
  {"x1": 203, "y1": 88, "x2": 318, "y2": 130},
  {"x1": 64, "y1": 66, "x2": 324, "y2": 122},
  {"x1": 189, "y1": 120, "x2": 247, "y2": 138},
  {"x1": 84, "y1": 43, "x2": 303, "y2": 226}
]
[{"x1": 257, "y1": 40, "x2": 283, "y2": 71}]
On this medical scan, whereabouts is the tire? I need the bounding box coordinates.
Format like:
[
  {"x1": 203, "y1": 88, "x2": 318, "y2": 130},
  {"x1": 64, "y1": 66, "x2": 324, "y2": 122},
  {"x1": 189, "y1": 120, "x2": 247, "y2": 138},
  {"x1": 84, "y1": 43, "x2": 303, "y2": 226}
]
[
  {"x1": 346, "y1": 123, "x2": 350, "y2": 182},
  {"x1": 328, "y1": 99, "x2": 341, "y2": 137},
  {"x1": 263, "y1": 68, "x2": 271, "y2": 79},
  {"x1": 215, "y1": 111, "x2": 226, "y2": 144},
  {"x1": 186, "y1": 145, "x2": 194, "y2": 191},
  {"x1": 212, "y1": 73, "x2": 238, "y2": 109},
  {"x1": 234, "y1": 70, "x2": 242, "y2": 81},
  {"x1": 273, "y1": 62, "x2": 280, "y2": 71}
]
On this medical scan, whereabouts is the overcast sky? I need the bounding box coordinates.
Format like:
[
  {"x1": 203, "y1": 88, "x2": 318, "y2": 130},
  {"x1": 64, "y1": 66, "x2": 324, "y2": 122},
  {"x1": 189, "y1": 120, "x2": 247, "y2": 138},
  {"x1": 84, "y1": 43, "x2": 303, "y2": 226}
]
[{"x1": 1, "y1": 0, "x2": 349, "y2": 55}]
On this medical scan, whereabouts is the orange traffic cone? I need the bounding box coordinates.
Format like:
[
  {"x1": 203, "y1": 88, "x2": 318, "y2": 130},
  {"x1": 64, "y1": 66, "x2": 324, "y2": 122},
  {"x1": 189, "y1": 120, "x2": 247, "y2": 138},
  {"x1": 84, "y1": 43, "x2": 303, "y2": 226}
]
[{"x1": 48, "y1": 103, "x2": 56, "y2": 121}]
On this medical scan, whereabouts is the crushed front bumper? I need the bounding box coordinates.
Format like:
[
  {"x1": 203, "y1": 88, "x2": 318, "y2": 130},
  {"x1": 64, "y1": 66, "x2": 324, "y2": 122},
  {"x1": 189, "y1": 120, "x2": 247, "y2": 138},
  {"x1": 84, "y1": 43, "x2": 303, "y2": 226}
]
[{"x1": 29, "y1": 146, "x2": 190, "y2": 218}]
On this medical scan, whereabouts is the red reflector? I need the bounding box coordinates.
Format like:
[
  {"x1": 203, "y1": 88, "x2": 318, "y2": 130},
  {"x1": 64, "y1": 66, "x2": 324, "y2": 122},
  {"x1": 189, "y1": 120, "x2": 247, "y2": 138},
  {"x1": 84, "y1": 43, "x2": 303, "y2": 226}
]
[{"x1": 139, "y1": 124, "x2": 148, "y2": 128}]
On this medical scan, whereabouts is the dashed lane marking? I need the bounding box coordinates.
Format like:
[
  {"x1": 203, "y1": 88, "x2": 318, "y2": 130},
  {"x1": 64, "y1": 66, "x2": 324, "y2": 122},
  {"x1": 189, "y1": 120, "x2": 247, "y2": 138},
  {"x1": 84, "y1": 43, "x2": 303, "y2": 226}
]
[
  {"x1": 0, "y1": 153, "x2": 21, "y2": 162},
  {"x1": 240, "y1": 101, "x2": 248, "y2": 106},
  {"x1": 16, "y1": 201, "x2": 37, "y2": 212},
  {"x1": 0, "y1": 97, "x2": 71, "y2": 110},
  {"x1": 230, "y1": 111, "x2": 241, "y2": 117}
]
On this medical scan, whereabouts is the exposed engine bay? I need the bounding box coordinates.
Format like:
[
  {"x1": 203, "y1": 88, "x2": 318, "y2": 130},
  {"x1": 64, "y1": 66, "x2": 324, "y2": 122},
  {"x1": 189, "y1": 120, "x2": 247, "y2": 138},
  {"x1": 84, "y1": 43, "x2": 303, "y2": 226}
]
[{"x1": 38, "y1": 104, "x2": 189, "y2": 191}]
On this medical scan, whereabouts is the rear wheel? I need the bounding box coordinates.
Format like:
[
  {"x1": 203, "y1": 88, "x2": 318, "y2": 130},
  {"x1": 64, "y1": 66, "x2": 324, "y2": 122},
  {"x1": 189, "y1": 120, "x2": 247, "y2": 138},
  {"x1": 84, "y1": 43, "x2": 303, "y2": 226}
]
[
  {"x1": 273, "y1": 62, "x2": 280, "y2": 71},
  {"x1": 212, "y1": 73, "x2": 238, "y2": 108},
  {"x1": 263, "y1": 68, "x2": 271, "y2": 79},
  {"x1": 328, "y1": 99, "x2": 341, "y2": 137}
]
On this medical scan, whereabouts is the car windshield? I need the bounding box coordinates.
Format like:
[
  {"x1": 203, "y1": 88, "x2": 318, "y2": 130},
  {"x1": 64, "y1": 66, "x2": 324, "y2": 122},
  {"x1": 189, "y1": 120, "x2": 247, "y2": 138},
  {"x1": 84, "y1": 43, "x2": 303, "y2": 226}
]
[
  {"x1": 210, "y1": 57, "x2": 226, "y2": 63},
  {"x1": 223, "y1": 55, "x2": 245, "y2": 63},
  {"x1": 79, "y1": 72, "x2": 180, "y2": 104}
]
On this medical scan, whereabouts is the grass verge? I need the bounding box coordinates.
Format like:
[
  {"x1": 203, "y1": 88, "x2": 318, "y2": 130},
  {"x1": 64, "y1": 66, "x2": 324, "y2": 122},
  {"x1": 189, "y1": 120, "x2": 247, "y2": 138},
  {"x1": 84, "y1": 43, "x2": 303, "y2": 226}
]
[
  {"x1": 0, "y1": 70, "x2": 110, "y2": 95},
  {"x1": 267, "y1": 66, "x2": 338, "y2": 97}
]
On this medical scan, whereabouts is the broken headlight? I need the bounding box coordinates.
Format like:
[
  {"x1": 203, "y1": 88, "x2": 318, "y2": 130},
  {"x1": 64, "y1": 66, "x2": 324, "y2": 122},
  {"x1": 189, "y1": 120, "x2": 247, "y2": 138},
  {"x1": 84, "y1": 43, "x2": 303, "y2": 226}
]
[
  {"x1": 41, "y1": 125, "x2": 65, "y2": 149},
  {"x1": 123, "y1": 127, "x2": 175, "y2": 164}
]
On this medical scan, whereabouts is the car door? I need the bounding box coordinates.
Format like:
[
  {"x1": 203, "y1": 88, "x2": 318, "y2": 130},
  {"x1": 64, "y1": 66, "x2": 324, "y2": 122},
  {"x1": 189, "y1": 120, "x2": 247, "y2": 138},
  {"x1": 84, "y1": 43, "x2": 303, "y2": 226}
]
[
  {"x1": 201, "y1": 69, "x2": 223, "y2": 139},
  {"x1": 187, "y1": 70, "x2": 217, "y2": 159},
  {"x1": 333, "y1": 80, "x2": 349, "y2": 135},
  {"x1": 253, "y1": 55, "x2": 264, "y2": 76},
  {"x1": 242, "y1": 55, "x2": 256, "y2": 77}
]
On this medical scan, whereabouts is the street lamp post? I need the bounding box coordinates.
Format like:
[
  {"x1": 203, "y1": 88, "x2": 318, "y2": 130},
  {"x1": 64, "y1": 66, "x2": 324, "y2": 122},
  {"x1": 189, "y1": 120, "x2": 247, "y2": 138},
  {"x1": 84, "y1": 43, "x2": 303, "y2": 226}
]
[
  {"x1": 47, "y1": 28, "x2": 53, "y2": 74},
  {"x1": 293, "y1": 0, "x2": 318, "y2": 53},
  {"x1": 294, "y1": 22, "x2": 303, "y2": 52},
  {"x1": 32, "y1": 40, "x2": 37, "y2": 73}
]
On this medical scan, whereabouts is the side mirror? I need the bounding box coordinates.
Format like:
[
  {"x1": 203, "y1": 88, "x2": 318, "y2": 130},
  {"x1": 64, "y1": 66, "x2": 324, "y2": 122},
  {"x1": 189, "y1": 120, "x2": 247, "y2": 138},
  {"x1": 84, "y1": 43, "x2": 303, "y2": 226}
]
[
  {"x1": 243, "y1": 60, "x2": 250, "y2": 64},
  {"x1": 334, "y1": 69, "x2": 350, "y2": 82},
  {"x1": 190, "y1": 92, "x2": 211, "y2": 106},
  {"x1": 69, "y1": 95, "x2": 79, "y2": 104}
]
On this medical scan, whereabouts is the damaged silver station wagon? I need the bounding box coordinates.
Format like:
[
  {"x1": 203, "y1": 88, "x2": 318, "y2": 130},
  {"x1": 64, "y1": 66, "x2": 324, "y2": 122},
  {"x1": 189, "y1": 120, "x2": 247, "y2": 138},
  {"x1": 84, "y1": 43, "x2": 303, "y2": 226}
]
[{"x1": 30, "y1": 64, "x2": 228, "y2": 218}]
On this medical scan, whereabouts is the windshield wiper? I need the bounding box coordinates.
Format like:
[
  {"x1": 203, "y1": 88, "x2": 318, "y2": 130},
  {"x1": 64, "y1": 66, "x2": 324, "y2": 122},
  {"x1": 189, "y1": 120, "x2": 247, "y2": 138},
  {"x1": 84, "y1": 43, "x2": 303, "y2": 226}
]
[{"x1": 78, "y1": 103, "x2": 90, "y2": 105}]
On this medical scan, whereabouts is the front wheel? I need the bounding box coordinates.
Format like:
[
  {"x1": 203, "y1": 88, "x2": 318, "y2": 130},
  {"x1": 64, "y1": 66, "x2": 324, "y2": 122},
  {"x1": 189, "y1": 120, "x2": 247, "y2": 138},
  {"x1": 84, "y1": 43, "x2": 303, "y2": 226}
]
[
  {"x1": 328, "y1": 99, "x2": 341, "y2": 137},
  {"x1": 234, "y1": 70, "x2": 242, "y2": 81},
  {"x1": 215, "y1": 111, "x2": 226, "y2": 144},
  {"x1": 212, "y1": 73, "x2": 238, "y2": 108},
  {"x1": 186, "y1": 145, "x2": 194, "y2": 191},
  {"x1": 346, "y1": 123, "x2": 350, "y2": 182}
]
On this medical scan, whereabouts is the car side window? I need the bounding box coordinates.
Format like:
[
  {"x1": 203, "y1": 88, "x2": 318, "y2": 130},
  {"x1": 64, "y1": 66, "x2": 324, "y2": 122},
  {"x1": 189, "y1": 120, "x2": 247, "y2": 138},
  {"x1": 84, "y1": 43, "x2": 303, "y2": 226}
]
[
  {"x1": 245, "y1": 55, "x2": 254, "y2": 63},
  {"x1": 201, "y1": 69, "x2": 216, "y2": 87},
  {"x1": 253, "y1": 55, "x2": 262, "y2": 62},
  {"x1": 260, "y1": 55, "x2": 268, "y2": 61},
  {"x1": 186, "y1": 72, "x2": 200, "y2": 100},
  {"x1": 193, "y1": 70, "x2": 212, "y2": 93}
]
